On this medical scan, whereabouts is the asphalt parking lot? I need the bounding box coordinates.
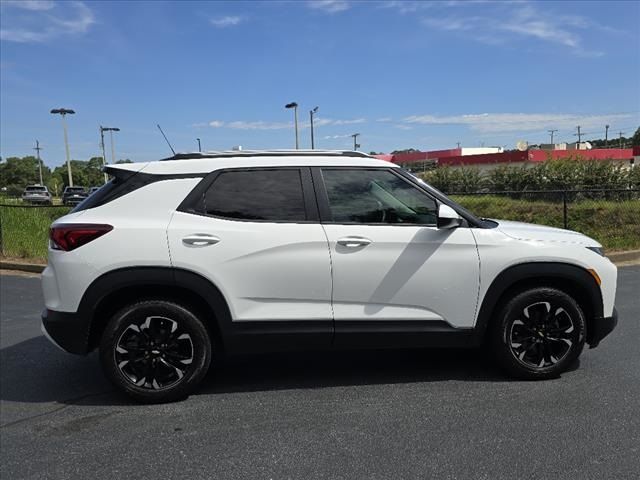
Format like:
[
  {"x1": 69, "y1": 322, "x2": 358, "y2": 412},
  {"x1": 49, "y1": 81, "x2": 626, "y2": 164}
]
[{"x1": 1, "y1": 267, "x2": 639, "y2": 480}]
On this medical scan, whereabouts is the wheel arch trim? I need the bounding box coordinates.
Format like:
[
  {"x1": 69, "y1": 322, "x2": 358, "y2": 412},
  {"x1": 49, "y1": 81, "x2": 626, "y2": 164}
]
[
  {"x1": 475, "y1": 262, "x2": 603, "y2": 337},
  {"x1": 78, "y1": 266, "x2": 233, "y2": 352}
]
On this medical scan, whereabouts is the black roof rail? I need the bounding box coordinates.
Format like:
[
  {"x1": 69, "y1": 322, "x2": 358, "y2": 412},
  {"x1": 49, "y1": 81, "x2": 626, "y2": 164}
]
[{"x1": 159, "y1": 150, "x2": 373, "y2": 161}]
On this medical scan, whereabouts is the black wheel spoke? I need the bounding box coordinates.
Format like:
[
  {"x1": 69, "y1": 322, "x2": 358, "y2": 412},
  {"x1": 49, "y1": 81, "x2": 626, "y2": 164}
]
[
  {"x1": 115, "y1": 315, "x2": 194, "y2": 390},
  {"x1": 509, "y1": 301, "x2": 576, "y2": 370}
]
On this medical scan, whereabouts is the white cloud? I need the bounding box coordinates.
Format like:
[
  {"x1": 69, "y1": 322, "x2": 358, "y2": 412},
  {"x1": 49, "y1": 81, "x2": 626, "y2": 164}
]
[
  {"x1": 2, "y1": 0, "x2": 55, "y2": 11},
  {"x1": 307, "y1": 0, "x2": 350, "y2": 14},
  {"x1": 0, "y1": 1, "x2": 94, "y2": 43},
  {"x1": 324, "y1": 134, "x2": 352, "y2": 139},
  {"x1": 332, "y1": 118, "x2": 366, "y2": 125},
  {"x1": 376, "y1": 117, "x2": 393, "y2": 122},
  {"x1": 403, "y1": 112, "x2": 638, "y2": 133},
  {"x1": 199, "y1": 117, "x2": 367, "y2": 130},
  {"x1": 210, "y1": 15, "x2": 245, "y2": 28},
  {"x1": 387, "y1": 0, "x2": 612, "y2": 56}
]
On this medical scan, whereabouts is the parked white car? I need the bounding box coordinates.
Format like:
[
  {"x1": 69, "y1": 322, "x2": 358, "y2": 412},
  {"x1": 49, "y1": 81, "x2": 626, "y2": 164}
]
[
  {"x1": 41, "y1": 150, "x2": 618, "y2": 403},
  {"x1": 22, "y1": 185, "x2": 52, "y2": 205}
]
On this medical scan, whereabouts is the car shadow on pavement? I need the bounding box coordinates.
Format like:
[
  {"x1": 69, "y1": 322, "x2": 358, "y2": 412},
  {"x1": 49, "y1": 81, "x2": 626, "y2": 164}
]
[{"x1": 0, "y1": 335, "x2": 580, "y2": 407}]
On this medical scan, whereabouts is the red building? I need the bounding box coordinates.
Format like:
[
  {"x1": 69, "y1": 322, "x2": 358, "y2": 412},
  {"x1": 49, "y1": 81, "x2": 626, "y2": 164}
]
[{"x1": 377, "y1": 147, "x2": 637, "y2": 170}]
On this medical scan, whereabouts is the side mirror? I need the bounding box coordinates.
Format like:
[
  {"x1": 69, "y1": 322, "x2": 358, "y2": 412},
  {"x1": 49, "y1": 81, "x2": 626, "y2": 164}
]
[{"x1": 437, "y1": 204, "x2": 462, "y2": 229}]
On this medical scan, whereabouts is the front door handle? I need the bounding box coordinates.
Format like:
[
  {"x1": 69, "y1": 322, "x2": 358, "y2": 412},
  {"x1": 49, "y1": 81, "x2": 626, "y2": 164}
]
[
  {"x1": 182, "y1": 234, "x2": 220, "y2": 247},
  {"x1": 337, "y1": 236, "x2": 372, "y2": 248}
]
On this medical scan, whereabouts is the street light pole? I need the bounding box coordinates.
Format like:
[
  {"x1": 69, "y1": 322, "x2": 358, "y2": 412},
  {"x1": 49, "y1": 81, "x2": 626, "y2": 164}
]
[
  {"x1": 51, "y1": 108, "x2": 75, "y2": 187},
  {"x1": 351, "y1": 133, "x2": 360, "y2": 151},
  {"x1": 110, "y1": 129, "x2": 118, "y2": 164},
  {"x1": 100, "y1": 126, "x2": 120, "y2": 182},
  {"x1": 310, "y1": 106, "x2": 318, "y2": 149},
  {"x1": 33, "y1": 140, "x2": 44, "y2": 185},
  {"x1": 197, "y1": 138, "x2": 202, "y2": 152},
  {"x1": 285, "y1": 102, "x2": 299, "y2": 149},
  {"x1": 100, "y1": 126, "x2": 108, "y2": 184}
]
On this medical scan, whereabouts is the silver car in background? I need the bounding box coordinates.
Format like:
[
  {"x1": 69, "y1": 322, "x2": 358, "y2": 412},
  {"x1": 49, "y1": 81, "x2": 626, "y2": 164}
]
[{"x1": 22, "y1": 185, "x2": 53, "y2": 205}]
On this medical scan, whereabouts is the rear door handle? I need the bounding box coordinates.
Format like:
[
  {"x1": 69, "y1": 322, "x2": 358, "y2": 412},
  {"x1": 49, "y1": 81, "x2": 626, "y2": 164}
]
[
  {"x1": 182, "y1": 234, "x2": 220, "y2": 247},
  {"x1": 337, "y1": 236, "x2": 372, "y2": 248}
]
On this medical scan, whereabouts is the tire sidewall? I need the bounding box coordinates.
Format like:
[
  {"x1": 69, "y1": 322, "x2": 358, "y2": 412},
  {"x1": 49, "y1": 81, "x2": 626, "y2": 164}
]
[
  {"x1": 492, "y1": 287, "x2": 586, "y2": 379},
  {"x1": 100, "y1": 300, "x2": 211, "y2": 403}
]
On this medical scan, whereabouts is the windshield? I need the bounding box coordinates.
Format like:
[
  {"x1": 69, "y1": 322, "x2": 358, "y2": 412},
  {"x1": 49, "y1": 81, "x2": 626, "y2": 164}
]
[
  {"x1": 65, "y1": 187, "x2": 85, "y2": 193},
  {"x1": 25, "y1": 187, "x2": 46, "y2": 192}
]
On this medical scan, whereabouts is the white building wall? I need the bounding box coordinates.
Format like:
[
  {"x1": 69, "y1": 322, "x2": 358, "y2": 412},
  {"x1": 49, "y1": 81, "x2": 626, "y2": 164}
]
[{"x1": 460, "y1": 147, "x2": 504, "y2": 156}]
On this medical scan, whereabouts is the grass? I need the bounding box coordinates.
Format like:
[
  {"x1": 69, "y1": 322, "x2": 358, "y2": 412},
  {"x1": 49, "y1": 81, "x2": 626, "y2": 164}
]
[
  {"x1": 452, "y1": 196, "x2": 640, "y2": 251},
  {"x1": 0, "y1": 205, "x2": 71, "y2": 260},
  {"x1": 1, "y1": 197, "x2": 638, "y2": 261}
]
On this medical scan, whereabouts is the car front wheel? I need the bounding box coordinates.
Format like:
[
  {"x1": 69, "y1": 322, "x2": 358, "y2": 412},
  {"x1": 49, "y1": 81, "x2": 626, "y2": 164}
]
[
  {"x1": 491, "y1": 287, "x2": 586, "y2": 380},
  {"x1": 100, "y1": 300, "x2": 212, "y2": 403}
]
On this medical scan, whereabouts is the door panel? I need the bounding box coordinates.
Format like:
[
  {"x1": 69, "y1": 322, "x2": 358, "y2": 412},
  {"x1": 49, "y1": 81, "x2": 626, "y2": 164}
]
[
  {"x1": 323, "y1": 225, "x2": 479, "y2": 327},
  {"x1": 317, "y1": 167, "x2": 480, "y2": 329},
  {"x1": 168, "y1": 212, "x2": 333, "y2": 322},
  {"x1": 167, "y1": 167, "x2": 332, "y2": 330}
]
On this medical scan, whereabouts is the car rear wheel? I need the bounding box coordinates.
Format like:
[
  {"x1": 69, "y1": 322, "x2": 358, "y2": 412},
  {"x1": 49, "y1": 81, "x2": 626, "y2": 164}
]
[
  {"x1": 100, "y1": 300, "x2": 212, "y2": 403},
  {"x1": 491, "y1": 287, "x2": 586, "y2": 380}
]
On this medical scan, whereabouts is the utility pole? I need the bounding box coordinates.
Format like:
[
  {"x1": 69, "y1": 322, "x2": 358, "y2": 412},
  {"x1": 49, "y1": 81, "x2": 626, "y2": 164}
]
[
  {"x1": 573, "y1": 126, "x2": 582, "y2": 149},
  {"x1": 548, "y1": 129, "x2": 558, "y2": 147},
  {"x1": 309, "y1": 106, "x2": 318, "y2": 149},
  {"x1": 351, "y1": 133, "x2": 360, "y2": 151},
  {"x1": 50, "y1": 108, "x2": 75, "y2": 186},
  {"x1": 456, "y1": 142, "x2": 461, "y2": 149},
  {"x1": 605, "y1": 124, "x2": 610, "y2": 148},
  {"x1": 618, "y1": 131, "x2": 625, "y2": 149},
  {"x1": 34, "y1": 140, "x2": 44, "y2": 185},
  {"x1": 197, "y1": 138, "x2": 202, "y2": 152}
]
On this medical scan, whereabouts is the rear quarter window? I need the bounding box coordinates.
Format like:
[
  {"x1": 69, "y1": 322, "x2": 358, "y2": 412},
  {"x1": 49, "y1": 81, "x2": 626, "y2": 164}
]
[{"x1": 196, "y1": 169, "x2": 307, "y2": 222}]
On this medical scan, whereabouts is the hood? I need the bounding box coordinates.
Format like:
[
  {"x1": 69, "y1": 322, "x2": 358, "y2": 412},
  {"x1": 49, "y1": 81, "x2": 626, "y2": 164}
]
[{"x1": 495, "y1": 220, "x2": 601, "y2": 247}]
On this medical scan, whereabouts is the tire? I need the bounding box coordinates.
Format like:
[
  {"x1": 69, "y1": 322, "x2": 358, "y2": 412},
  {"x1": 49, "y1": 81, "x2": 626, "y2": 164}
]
[
  {"x1": 490, "y1": 287, "x2": 586, "y2": 380},
  {"x1": 99, "y1": 300, "x2": 212, "y2": 403}
]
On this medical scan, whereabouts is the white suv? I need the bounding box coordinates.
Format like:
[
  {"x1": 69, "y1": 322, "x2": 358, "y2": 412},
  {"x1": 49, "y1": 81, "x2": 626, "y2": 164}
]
[{"x1": 41, "y1": 150, "x2": 618, "y2": 403}]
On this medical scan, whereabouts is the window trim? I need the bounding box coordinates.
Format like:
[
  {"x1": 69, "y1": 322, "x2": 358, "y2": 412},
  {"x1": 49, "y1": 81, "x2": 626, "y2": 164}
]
[
  {"x1": 312, "y1": 166, "x2": 445, "y2": 227},
  {"x1": 177, "y1": 166, "x2": 320, "y2": 224}
]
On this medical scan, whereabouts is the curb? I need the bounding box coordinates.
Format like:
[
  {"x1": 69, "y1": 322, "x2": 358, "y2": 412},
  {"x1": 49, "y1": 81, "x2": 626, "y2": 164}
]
[
  {"x1": 606, "y1": 249, "x2": 640, "y2": 264},
  {"x1": 0, "y1": 260, "x2": 46, "y2": 273},
  {"x1": 2, "y1": 250, "x2": 640, "y2": 275}
]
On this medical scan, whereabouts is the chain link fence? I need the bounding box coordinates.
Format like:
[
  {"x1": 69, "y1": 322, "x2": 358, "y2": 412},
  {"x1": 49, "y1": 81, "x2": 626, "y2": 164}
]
[
  {"x1": 0, "y1": 204, "x2": 72, "y2": 260},
  {"x1": 1, "y1": 188, "x2": 639, "y2": 260},
  {"x1": 450, "y1": 188, "x2": 640, "y2": 251}
]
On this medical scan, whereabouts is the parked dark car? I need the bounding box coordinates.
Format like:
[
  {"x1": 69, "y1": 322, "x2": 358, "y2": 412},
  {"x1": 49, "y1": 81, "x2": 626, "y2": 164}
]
[
  {"x1": 62, "y1": 186, "x2": 88, "y2": 206},
  {"x1": 22, "y1": 185, "x2": 53, "y2": 205},
  {"x1": 88, "y1": 186, "x2": 101, "y2": 195}
]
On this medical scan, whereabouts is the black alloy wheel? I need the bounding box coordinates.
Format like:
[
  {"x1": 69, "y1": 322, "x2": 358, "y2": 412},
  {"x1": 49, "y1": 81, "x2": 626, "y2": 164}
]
[{"x1": 491, "y1": 287, "x2": 586, "y2": 380}]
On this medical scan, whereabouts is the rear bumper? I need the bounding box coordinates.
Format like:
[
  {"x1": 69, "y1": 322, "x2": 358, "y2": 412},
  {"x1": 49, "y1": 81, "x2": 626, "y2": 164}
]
[
  {"x1": 588, "y1": 307, "x2": 618, "y2": 348},
  {"x1": 41, "y1": 308, "x2": 90, "y2": 354}
]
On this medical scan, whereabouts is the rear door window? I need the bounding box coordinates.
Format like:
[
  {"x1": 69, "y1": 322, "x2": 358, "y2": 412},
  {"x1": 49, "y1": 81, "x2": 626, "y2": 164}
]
[{"x1": 202, "y1": 169, "x2": 307, "y2": 222}]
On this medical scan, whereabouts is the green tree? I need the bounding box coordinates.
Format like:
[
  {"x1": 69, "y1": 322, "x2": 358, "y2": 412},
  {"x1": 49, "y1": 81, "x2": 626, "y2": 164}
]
[
  {"x1": 632, "y1": 127, "x2": 640, "y2": 147},
  {"x1": 0, "y1": 156, "x2": 52, "y2": 196}
]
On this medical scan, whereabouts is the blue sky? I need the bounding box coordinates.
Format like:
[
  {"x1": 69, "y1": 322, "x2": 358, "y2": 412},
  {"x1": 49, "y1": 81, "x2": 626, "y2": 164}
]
[{"x1": 1, "y1": 0, "x2": 639, "y2": 167}]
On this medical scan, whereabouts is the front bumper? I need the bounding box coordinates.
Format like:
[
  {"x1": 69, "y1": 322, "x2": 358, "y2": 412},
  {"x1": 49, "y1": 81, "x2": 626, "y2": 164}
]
[
  {"x1": 41, "y1": 308, "x2": 91, "y2": 354},
  {"x1": 588, "y1": 307, "x2": 618, "y2": 348}
]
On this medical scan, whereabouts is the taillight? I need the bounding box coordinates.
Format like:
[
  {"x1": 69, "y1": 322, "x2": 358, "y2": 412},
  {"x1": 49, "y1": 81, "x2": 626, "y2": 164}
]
[{"x1": 50, "y1": 224, "x2": 113, "y2": 251}]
